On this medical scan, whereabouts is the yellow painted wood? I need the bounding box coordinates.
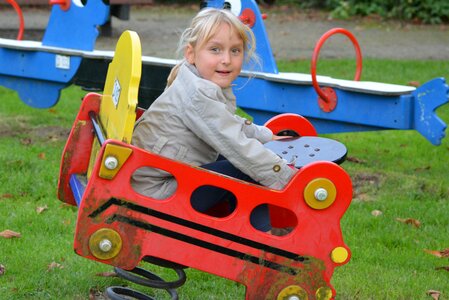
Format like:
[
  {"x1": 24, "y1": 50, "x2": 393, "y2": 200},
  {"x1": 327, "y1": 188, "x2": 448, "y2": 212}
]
[
  {"x1": 330, "y1": 246, "x2": 349, "y2": 264},
  {"x1": 99, "y1": 143, "x2": 133, "y2": 180},
  {"x1": 303, "y1": 178, "x2": 337, "y2": 210},
  {"x1": 88, "y1": 228, "x2": 123, "y2": 260},
  {"x1": 100, "y1": 30, "x2": 142, "y2": 143},
  {"x1": 87, "y1": 30, "x2": 142, "y2": 178}
]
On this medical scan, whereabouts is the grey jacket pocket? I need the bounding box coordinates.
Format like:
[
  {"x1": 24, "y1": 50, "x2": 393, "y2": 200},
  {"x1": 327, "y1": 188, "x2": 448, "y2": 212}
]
[
  {"x1": 152, "y1": 136, "x2": 188, "y2": 162},
  {"x1": 152, "y1": 136, "x2": 169, "y2": 154}
]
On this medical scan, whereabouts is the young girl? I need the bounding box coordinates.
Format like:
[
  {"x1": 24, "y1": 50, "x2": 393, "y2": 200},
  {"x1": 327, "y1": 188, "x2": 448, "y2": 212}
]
[{"x1": 131, "y1": 8, "x2": 296, "y2": 233}]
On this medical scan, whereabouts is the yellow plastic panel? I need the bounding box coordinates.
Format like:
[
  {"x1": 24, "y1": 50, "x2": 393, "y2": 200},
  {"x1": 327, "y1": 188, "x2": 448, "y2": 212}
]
[
  {"x1": 277, "y1": 285, "x2": 308, "y2": 300},
  {"x1": 99, "y1": 143, "x2": 133, "y2": 180},
  {"x1": 88, "y1": 228, "x2": 123, "y2": 260},
  {"x1": 331, "y1": 246, "x2": 349, "y2": 264},
  {"x1": 304, "y1": 178, "x2": 337, "y2": 210},
  {"x1": 100, "y1": 30, "x2": 142, "y2": 143}
]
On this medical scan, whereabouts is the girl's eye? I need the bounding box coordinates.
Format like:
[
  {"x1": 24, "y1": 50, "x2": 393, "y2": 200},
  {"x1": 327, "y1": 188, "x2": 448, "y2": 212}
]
[
  {"x1": 231, "y1": 48, "x2": 242, "y2": 55},
  {"x1": 210, "y1": 47, "x2": 220, "y2": 53}
]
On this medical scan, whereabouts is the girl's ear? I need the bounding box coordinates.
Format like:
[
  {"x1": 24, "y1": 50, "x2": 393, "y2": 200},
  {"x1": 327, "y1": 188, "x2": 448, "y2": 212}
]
[{"x1": 185, "y1": 44, "x2": 195, "y2": 65}]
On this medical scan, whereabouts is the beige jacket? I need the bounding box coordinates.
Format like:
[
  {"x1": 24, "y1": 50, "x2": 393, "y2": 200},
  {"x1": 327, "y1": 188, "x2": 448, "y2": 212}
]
[{"x1": 131, "y1": 62, "x2": 295, "y2": 199}]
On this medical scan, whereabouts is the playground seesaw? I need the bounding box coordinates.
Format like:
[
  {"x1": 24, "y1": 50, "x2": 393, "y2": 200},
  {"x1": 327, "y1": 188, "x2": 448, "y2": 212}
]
[
  {"x1": 0, "y1": 0, "x2": 109, "y2": 108},
  {"x1": 58, "y1": 30, "x2": 353, "y2": 299},
  {"x1": 0, "y1": 0, "x2": 447, "y2": 145}
]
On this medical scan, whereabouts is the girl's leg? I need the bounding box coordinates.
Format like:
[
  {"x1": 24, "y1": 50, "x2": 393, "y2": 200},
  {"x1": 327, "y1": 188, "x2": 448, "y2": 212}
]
[{"x1": 191, "y1": 159, "x2": 271, "y2": 232}]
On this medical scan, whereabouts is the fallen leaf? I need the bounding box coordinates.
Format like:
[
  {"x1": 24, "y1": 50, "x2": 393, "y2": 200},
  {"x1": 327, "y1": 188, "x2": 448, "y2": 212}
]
[
  {"x1": 396, "y1": 218, "x2": 421, "y2": 228},
  {"x1": 96, "y1": 271, "x2": 117, "y2": 277},
  {"x1": 408, "y1": 81, "x2": 421, "y2": 87},
  {"x1": 427, "y1": 290, "x2": 441, "y2": 300},
  {"x1": 0, "y1": 264, "x2": 5, "y2": 276},
  {"x1": 346, "y1": 156, "x2": 366, "y2": 164},
  {"x1": 47, "y1": 262, "x2": 64, "y2": 271},
  {"x1": 435, "y1": 266, "x2": 449, "y2": 272},
  {"x1": 89, "y1": 287, "x2": 105, "y2": 300},
  {"x1": 424, "y1": 248, "x2": 449, "y2": 258},
  {"x1": 1, "y1": 194, "x2": 14, "y2": 199},
  {"x1": 38, "y1": 152, "x2": 46, "y2": 160},
  {"x1": 20, "y1": 138, "x2": 32, "y2": 145},
  {"x1": 36, "y1": 205, "x2": 48, "y2": 214},
  {"x1": 0, "y1": 230, "x2": 21, "y2": 238},
  {"x1": 414, "y1": 166, "x2": 431, "y2": 172},
  {"x1": 371, "y1": 210, "x2": 383, "y2": 217},
  {"x1": 355, "y1": 193, "x2": 370, "y2": 201}
]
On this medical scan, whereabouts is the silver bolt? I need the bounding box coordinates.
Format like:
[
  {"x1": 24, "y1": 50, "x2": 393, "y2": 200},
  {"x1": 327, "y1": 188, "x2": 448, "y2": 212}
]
[
  {"x1": 104, "y1": 156, "x2": 118, "y2": 170},
  {"x1": 99, "y1": 239, "x2": 113, "y2": 252},
  {"x1": 288, "y1": 296, "x2": 301, "y2": 300},
  {"x1": 314, "y1": 188, "x2": 328, "y2": 201}
]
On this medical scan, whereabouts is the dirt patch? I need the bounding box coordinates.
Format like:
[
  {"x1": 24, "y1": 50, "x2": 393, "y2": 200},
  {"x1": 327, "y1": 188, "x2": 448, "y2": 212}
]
[
  {"x1": 0, "y1": 117, "x2": 69, "y2": 144},
  {"x1": 351, "y1": 172, "x2": 384, "y2": 202},
  {"x1": 30, "y1": 126, "x2": 69, "y2": 142}
]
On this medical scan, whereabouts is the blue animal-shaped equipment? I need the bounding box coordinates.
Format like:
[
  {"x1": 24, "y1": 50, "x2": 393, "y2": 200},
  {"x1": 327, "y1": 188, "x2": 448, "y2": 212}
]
[{"x1": 0, "y1": 0, "x2": 109, "y2": 108}]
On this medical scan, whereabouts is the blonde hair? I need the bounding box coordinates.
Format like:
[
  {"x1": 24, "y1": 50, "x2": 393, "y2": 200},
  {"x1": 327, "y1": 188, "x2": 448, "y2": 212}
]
[{"x1": 166, "y1": 8, "x2": 258, "y2": 87}]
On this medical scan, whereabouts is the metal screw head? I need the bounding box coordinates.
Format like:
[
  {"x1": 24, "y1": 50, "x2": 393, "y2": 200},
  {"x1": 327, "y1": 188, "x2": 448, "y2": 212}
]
[
  {"x1": 104, "y1": 156, "x2": 118, "y2": 170},
  {"x1": 99, "y1": 239, "x2": 113, "y2": 252},
  {"x1": 314, "y1": 188, "x2": 328, "y2": 201}
]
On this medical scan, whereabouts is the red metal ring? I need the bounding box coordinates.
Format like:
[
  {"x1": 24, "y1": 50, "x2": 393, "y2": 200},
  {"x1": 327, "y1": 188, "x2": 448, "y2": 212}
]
[
  {"x1": 6, "y1": 0, "x2": 24, "y2": 40},
  {"x1": 264, "y1": 113, "x2": 317, "y2": 137},
  {"x1": 311, "y1": 28, "x2": 363, "y2": 103},
  {"x1": 239, "y1": 8, "x2": 256, "y2": 28},
  {"x1": 49, "y1": 0, "x2": 71, "y2": 11}
]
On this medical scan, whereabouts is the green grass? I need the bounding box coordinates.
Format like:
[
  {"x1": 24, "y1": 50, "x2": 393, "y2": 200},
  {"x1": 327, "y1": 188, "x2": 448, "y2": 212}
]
[{"x1": 1, "y1": 59, "x2": 448, "y2": 299}]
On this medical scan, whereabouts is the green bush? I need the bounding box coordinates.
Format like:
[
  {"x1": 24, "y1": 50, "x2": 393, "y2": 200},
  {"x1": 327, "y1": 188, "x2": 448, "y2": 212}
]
[
  {"x1": 313, "y1": 0, "x2": 449, "y2": 24},
  {"x1": 154, "y1": 0, "x2": 448, "y2": 24},
  {"x1": 274, "y1": 0, "x2": 448, "y2": 24}
]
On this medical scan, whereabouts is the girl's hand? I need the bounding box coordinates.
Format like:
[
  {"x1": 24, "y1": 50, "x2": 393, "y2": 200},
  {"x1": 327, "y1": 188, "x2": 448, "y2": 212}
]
[{"x1": 272, "y1": 135, "x2": 294, "y2": 141}]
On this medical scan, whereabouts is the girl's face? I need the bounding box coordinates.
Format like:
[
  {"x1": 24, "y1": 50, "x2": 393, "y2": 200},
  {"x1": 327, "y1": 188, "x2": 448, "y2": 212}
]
[{"x1": 185, "y1": 23, "x2": 244, "y2": 88}]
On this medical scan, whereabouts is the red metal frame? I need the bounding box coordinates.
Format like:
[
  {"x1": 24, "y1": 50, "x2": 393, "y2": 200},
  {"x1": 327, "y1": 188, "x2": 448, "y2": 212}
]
[{"x1": 58, "y1": 95, "x2": 352, "y2": 299}]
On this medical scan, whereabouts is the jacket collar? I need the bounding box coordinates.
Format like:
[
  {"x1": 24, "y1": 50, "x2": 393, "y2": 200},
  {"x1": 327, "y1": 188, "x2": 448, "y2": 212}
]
[{"x1": 180, "y1": 61, "x2": 236, "y2": 104}]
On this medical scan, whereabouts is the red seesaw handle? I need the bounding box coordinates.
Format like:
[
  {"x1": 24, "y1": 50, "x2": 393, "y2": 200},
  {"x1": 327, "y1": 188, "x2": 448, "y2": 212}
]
[
  {"x1": 49, "y1": 0, "x2": 71, "y2": 11},
  {"x1": 6, "y1": 0, "x2": 24, "y2": 40},
  {"x1": 311, "y1": 28, "x2": 363, "y2": 103}
]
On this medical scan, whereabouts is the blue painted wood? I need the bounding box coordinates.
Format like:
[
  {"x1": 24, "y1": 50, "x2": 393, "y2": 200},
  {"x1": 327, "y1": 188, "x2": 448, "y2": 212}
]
[
  {"x1": 412, "y1": 78, "x2": 448, "y2": 145},
  {"x1": 69, "y1": 174, "x2": 86, "y2": 207},
  {"x1": 0, "y1": 0, "x2": 109, "y2": 108},
  {"x1": 205, "y1": 0, "x2": 278, "y2": 74},
  {"x1": 234, "y1": 76, "x2": 448, "y2": 145},
  {"x1": 43, "y1": 1, "x2": 109, "y2": 50}
]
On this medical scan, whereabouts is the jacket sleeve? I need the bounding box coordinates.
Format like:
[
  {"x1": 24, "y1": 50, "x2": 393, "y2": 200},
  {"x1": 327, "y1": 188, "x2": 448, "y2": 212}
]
[
  {"x1": 181, "y1": 87, "x2": 296, "y2": 190},
  {"x1": 233, "y1": 114, "x2": 273, "y2": 144}
]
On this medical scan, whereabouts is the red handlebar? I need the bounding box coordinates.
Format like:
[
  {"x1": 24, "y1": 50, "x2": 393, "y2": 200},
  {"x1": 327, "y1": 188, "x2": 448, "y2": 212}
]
[
  {"x1": 311, "y1": 28, "x2": 363, "y2": 103},
  {"x1": 49, "y1": 0, "x2": 71, "y2": 11},
  {"x1": 6, "y1": 0, "x2": 24, "y2": 40}
]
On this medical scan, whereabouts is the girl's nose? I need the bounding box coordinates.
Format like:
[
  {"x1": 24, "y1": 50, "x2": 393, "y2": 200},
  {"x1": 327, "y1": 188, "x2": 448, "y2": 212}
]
[{"x1": 221, "y1": 51, "x2": 231, "y2": 64}]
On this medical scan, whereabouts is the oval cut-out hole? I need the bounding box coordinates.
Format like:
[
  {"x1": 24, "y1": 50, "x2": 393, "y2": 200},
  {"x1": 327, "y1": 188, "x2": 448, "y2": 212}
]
[
  {"x1": 268, "y1": 204, "x2": 298, "y2": 236},
  {"x1": 190, "y1": 185, "x2": 237, "y2": 218},
  {"x1": 131, "y1": 166, "x2": 177, "y2": 200}
]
